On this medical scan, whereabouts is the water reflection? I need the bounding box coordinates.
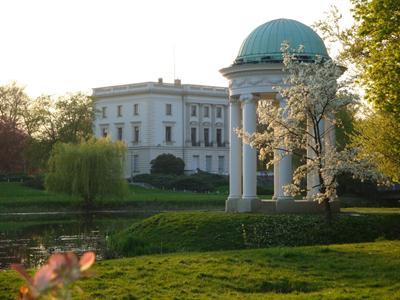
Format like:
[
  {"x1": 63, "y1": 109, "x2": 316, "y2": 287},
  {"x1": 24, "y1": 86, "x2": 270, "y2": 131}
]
[{"x1": 0, "y1": 211, "x2": 152, "y2": 269}]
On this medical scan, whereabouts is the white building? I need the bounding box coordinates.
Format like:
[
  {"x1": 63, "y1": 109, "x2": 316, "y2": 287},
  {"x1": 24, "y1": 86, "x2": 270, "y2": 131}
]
[{"x1": 92, "y1": 79, "x2": 229, "y2": 177}]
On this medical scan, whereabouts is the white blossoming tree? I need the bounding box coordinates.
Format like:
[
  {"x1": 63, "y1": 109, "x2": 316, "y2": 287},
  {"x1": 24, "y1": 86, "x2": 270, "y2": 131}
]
[{"x1": 244, "y1": 44, "x2": 384, "y2": 220}]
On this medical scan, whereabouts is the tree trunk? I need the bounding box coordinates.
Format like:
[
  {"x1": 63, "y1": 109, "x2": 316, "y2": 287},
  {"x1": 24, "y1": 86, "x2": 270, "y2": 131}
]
[{"x1": 323, "y1": 197, "x2": 332, "y2": 224}]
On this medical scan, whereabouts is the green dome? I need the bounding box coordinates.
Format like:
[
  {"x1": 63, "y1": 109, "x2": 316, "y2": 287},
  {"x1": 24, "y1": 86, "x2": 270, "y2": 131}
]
[{"x1": 235, "y1": 18, "x2": 329, "y2": 64}]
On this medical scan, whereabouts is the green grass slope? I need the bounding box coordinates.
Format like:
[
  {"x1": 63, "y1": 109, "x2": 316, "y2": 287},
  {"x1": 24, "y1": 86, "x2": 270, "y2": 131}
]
[
  {"x1": 109, "y1": 212, "x2": 400, "y2": 256},
  {"x1": 1, "y1": 241, "x2": 399, "y2": 299}
]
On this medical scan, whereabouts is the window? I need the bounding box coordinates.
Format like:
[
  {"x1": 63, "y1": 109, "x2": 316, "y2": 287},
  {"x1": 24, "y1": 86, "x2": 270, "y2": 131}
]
[
  {"x1": 204, "y1": 128, "x2": 210, "y2": 147},
  {"x1": 216, "y1": 128, "x2": 223, "y2": 147},
  {"x1": 218, "y1": 156, "x2": 225, "y2": 174},
  {"x1": 117, "y1": 127, "x2": 123, "y2": 140},
  {"x1": 192, "y1": 155, "x2": 200, "y2": 171},
  {"x1": 191, "y1": 105, "x2": 197, "y2": 117},
  {"x1": 102, "y1": 107, "x2": 107, "y2": 118},
  {"x1": 101, "y1": 127, "x2": 108, "y2": 137},
  {"x1": 191, "y1": 128, "x2": 197, "y2": 146},
  {"x1": 133, "y1": 126, "x2": 140, "y2": 143},
  {"x1": 117, "y1": 105, "x2": 122, "y2": 117},
  {"x1": 133, "y1": 103, "x2": 139, "y2": 115},
  {"x1": 203, "y1": 106, "x2": 209, "y2": 118},
  {"x1": 165, "y1": 126, "x2": 172, "y2": 142},
  {"x1": 133, "y1": 155, "x2": 139, "y2": 173},
  {"x1": 166, "y1": 104, "x2": 172, "y2": 116},
  {"x1": 216, "y1": 107, "x2": 222, "y2": 118},
  {"x1": 206, "y1": 155, "x2": 212, "y2": 172}
]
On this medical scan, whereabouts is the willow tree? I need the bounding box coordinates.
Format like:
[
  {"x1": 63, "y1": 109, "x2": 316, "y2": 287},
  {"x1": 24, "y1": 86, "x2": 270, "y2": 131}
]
[
  {"x1": 45, "y1": 138, "x2": 127, "y2": 206},
  {"x1": 244, "y1": 46, "x2": 384, "y2": 220}
]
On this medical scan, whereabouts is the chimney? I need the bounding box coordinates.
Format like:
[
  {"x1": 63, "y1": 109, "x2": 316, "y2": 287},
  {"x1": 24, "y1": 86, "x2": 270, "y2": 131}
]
[
  {"x1": 158, "y1": 77, "x2": 163, "y2": 84},
  {"x1": 174, "y1": 79, "x2": 181, "y2": 86}
]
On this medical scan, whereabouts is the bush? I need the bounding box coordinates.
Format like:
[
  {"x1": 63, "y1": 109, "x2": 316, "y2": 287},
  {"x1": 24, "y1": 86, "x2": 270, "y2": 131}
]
[
  {"x1": 150, "y1": 154, "x2": 185, "y2": 175},
  {"x1": 108, "y1": 212, "x2": 400, "y2": 257},
  {"x1": 132, "y1": 171, "x2": 228, "y2": 192},
  {"x1": 172, "y1": 176, "x2": 213, "y2": 192},
  {"x1": 22, "y1": 174, "x2": 45, "y2": 190},
  {"x1": 337, "y1": 172, "x2": 400, "y2": 206},
  {"x1": 45, "y1": 138, "x2": 128, "y2": 206},
  {"x1": 257, "y1": 185, "x2": 274, "y2": 195},
  {"x1": 132, "y1": 174, "x2": 176, "y2": 190}
]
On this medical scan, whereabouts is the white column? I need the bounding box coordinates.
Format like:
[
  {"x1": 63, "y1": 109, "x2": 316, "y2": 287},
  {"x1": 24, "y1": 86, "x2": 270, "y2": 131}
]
[
  {"x1": 273, "y1": 149, "x2": 280, "y2": 200},
  {"x1": 241, "y1": 94, "x2": 258, "y2": 207},
  {"x1": 324, "y1": 117, "x2": 336, "y2": 150},
  {"x1": 276, "y1": 97, "x2": 293, "y2": 200},
  {"x1": 226, "y1": 98, "x2": 242, "y2": 212}
]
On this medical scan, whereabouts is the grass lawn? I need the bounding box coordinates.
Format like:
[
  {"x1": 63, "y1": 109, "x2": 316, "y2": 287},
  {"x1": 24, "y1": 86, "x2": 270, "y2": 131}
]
[
  {"x1": 342, "y1": 207, "x2": 400, "y2": 214},
  {"x1": 0, "y1": 182, "x2": 232, "y2": 213},
  {"x1": 1, "y1": 240, "x2": 399, "y2": 299}
]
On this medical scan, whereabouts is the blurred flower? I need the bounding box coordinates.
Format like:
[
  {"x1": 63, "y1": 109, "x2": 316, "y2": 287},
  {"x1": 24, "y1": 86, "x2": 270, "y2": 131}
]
[{"x1": 11, "y1": 251, "x2": 95, "y2": 300}]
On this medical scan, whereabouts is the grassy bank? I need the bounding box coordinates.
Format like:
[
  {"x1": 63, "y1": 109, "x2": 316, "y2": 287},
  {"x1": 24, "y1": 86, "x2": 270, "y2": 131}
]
[
  {"x1": 1, "y1": 241, "x2": 399, "y2": 299},
  {"x1": 0, "y1": 182, "x2": 229, "y2": 212},
  {"x1": 109, "y1": 212, "x2": 400, "y2": 256}
]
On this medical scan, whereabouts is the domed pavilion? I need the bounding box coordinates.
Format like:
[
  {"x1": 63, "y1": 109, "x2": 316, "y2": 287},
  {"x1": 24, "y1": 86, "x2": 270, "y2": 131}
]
[{"x1": 220, "y1": 18, "x2": 339, "y2": 213}]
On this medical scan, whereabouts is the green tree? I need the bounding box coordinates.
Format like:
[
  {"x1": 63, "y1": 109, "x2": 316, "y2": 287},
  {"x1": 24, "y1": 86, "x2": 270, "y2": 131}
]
[
  {"x1": 45, "y1": 138, "x2": 127, "y2": 206},
  {"x1": 352, "y1": 111, "x2": 400, "y2": 182},
  {"x1": 24, "y1": 93, "x2": 96, "y2": 170},
  {"x1": 0, "y1": 82, "x2": 29, "y2": 129},
  {"x1": 350, "y1": 0, "x2": 400, "y2": 116},
  {"x1": 150, "y1": 154, "x2": 185, "y2": 175},
  {"x1": 314, "y1": 1, "x2": 400, "y2": 182}
]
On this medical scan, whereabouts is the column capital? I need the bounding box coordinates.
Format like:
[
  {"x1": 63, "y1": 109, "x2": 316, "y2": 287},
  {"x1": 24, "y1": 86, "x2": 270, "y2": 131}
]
[
  {"x1": 239, "y1": 93, "x2": 256, "y2": 103},
  {"x1": 229, "y1": 96, "x2": 240, "y2": 104}
]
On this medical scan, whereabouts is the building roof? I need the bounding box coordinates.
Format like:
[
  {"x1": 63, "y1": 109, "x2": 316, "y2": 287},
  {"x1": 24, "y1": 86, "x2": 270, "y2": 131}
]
[
  {"x1": 92, "y1": 81, "x2": 228, "y2": 99},
  {"x1": 234, "y1": 18, "x2": 329, "y2": 65}
]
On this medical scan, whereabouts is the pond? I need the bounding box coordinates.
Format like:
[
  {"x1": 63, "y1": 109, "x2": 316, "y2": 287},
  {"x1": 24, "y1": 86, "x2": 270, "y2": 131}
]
[{"x1": 0, "y1": 211, "x2": 154, "y2": 269}]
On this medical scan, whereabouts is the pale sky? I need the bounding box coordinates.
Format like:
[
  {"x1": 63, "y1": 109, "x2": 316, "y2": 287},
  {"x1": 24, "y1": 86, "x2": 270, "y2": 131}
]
[{"x1": 0, "y1": 0, "x2": 353, "y2": 97}]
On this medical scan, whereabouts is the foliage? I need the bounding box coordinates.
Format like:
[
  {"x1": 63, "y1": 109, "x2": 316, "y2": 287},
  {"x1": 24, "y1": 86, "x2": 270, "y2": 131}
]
[
  {"x1": 335, "y1": 107, "x2": 356, "y2": 150},
  {"x1": 22, "y1": 174, "x2": 45, "y2": 190},
  {"x1": 24, "y1": 93, "x2": 96, "y2": 170},
  {"x1": 0, "y1": 83, "x2": 30, "y2": 174},
  {"x1": 150, "y1": 153, "x2": 185, "y2": 175},
  {"x1": 11, "y1": 251, "x2": 95, "y2": 300},
  {"x1": 242, "y1": 45, "x2": 383, "y2": 219},
  {"x1": 352, "y1": 111, "x2": 400, "y2": 182},
  {"x1": 0, "y1": 117, "x2": 28, "y2": 174},
  {"x1": 108, "y1": 212, "x2": 400, "y2": 256},
  {"x1": 350, "y1": 0, "x2": 400, "y2": 116},
  {"x1": 0, "y1": 82, "x2": 29, "y2": 129},
  {"x1": 314, "y1": 1, "x2": 400, "y2": 116},
  {"x1": 314, "y1": 2, "x2": 400, "y2": 186},
  {"x1": 1, "y1": 241, "x2": 399, "y2": 299},
  {"x1": 45, "y1": 138, "x2": 128, "y2": 206},
  {"x1": 133, "y1": 171, "x2": 228, "y2": 192}
]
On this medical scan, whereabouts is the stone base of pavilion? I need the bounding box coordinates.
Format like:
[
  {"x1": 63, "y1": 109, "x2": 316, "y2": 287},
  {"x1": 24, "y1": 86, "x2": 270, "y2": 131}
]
[{"x1": 226, "y1": 198, "x2": 340, "y2": 214}]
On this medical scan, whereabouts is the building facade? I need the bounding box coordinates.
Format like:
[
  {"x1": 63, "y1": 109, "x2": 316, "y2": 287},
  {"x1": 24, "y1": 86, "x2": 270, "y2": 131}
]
[{"x1": 92, "y1": 79, "x2": 229, "y2": 177}]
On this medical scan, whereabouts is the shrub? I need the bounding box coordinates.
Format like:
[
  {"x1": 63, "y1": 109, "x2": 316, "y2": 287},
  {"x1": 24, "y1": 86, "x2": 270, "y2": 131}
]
[
  {"x1": 133, "y1": 171, "x2": 228, "y2": 192},
  {"x1": 132, "y1": 173, "x2": 176, "y2": 189},
  {"x1": 22, "y1": 174, "x2": 45, "y2": 190},
  {"x1": 171, "y1": 176, "x2": 213, "y2": 192},
  {"x1": 45, "y1": 138, "x2": 128, "y2": 206},
  {"x1": 150, "y1": 154, "x2": 185, "y2": 175}
]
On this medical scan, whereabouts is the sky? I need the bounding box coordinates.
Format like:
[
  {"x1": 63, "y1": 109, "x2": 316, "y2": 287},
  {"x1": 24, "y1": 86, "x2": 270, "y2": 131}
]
[{"x1": 0, "y1": 0, "x2": 353, "y2": 97}]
